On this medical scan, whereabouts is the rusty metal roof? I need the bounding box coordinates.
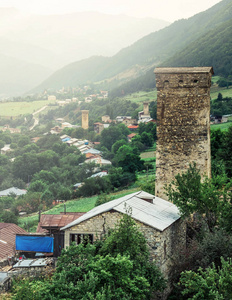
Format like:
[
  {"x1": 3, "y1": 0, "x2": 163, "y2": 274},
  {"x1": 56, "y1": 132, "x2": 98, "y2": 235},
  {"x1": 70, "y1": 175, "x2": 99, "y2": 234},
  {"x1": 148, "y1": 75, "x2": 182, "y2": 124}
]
[
  {"x1": 36, "y1": 213, "x2": 85, "y2": 233},
  {"x1": 0, "y1": 223, "x2": 27, "y2": 261},
  {"x1": 61, "y1": 191, "x2": 180, "y2": 232}
]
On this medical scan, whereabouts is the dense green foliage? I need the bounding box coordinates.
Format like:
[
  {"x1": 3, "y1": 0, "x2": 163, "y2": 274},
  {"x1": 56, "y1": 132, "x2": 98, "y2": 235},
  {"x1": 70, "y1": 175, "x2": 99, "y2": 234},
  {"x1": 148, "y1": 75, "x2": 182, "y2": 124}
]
[
  {"x1": 211, "y1": 93, "x2": 232, "y2": 116},
  {"x1": 166, "y1": 163, "x2": 232, "y2": 231},
  {"x1": 164, "y1": 19, "x2": 232, "y2": 77},
  {"x1": 11, "y1": 214, "x2": 166, "y2": 299},
  {"x1": 179, "y1": 257, "x2": 232, "y2": 299},
  {"x1": 166, "y1": 161, "x2": 232, "y2": 298}
]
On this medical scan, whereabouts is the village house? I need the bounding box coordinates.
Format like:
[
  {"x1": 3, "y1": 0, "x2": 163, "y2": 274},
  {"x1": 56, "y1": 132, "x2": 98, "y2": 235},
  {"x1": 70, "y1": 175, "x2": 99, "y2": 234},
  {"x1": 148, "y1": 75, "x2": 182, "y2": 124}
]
[
  {"x1": 61, "y1": 191, "x2": 185, "y2": 278},
  {"x1": 36, "y1": 212, "x2": 85, "y2": 257},
  {"x1": 85, "y1": 155, "x2": 112, "y2": 167},
  {"x1": 127, "y1": 133, "x2": 137, "y2": 142},
  {"x1": 50, "y1": 125, "x2": 62, "y2": 135},
  {"x1": 2, "y1": 125, "x2": 21, "y2": 134},
  {"x1": 1, "y1": 145, "x2": 12, "y2": 155},
  {"x1": 0, "y1": 223, "x2": 27, "y2": 265},
  {"x1": 101, "y1": 115, "x2": 111, "y2": 122},
  {"x1": 94, "y1": 122, "x2": 110, "y2": 134},
  {"x1": 0, "y1": 187, "x2": 27, "y2": 197}
]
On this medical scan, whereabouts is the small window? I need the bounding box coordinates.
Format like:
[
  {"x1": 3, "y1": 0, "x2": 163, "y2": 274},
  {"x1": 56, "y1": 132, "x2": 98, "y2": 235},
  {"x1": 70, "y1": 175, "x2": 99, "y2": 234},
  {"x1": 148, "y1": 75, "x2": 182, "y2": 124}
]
[
  {"x1": 179, "y1": 80, "x2": 183, "y2": 83},
  {"x1": 161, "y1": 103, "x2": 165, "y2": 119},
  {"x1": 164, "y1": 240, "x2": 167, "y2": 258},
  {"x1": 164, "y1": 80, "x2": 169, "y2": 87},
  {"x1": 70, "y1": 234, "x2": 93, "y2": 246},
  {"x1": 193, "y1": 79, "x2": 198, "y2": 83}
]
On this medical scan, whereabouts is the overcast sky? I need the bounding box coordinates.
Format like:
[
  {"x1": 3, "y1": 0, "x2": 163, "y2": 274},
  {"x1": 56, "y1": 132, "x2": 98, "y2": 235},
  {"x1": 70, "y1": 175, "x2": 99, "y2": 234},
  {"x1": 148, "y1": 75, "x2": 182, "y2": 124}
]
[{"x1": 0, "y1": 0, "x2": 222, "y2": 22}]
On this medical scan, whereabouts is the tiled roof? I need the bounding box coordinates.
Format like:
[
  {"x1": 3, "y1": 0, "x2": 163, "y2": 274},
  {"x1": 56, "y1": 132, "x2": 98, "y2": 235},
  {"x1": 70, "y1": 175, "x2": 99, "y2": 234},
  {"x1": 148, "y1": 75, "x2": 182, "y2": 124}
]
[
  {"x1": 0, "y1": 223, "x2": 27, "y2": 261},
  {"x1": 61, "y1": 191, "x2": 180, "y2": 232}
]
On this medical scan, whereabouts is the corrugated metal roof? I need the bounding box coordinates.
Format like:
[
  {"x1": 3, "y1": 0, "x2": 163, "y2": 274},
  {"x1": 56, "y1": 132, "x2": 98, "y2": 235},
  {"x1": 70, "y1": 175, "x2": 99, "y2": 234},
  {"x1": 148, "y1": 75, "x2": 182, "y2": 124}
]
[
  {"x1": 61, "y1": 191, "x2": 180, "y2": 232},
  {"x1": 13, "y1": 259, "x2": 46, "y2": 268},
  {"x1": 36, "y1": 213, "x2": 85, "y2": 233},
  {"x1": 0, "y1": 187, "x2": 27, "y2": 197}
]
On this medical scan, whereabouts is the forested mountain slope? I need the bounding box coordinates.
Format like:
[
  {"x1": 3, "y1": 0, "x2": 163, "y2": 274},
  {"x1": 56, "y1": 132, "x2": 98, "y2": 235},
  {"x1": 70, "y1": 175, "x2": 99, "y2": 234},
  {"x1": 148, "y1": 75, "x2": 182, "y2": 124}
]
[
  {"x1": 33, "y1": 0, "x2": 232, "y2": 93},
  {"x1": 162, "y1": 19, "x2": 232, "y2": 76}
]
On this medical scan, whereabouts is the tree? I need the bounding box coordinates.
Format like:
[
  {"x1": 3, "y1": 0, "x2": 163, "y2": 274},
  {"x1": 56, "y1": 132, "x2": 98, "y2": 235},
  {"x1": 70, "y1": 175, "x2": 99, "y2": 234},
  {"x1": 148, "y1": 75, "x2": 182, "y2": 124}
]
[
  {"x1": 101, "y1": 124, "x2": 128, "y2": 151},
  {"x1": 37, "y1": 150, "x2": 59, "y2": 170},
  {"x1": 0, "y1": 210, "x2": 18, "y2": 224},
  {"x1": 111, "y1": 139, "x2": 128, "y2": 154},
  {"x1": 179, "y1": 257, "x2": 232, "y2": 299},
  {"x1": 0, "y1": 140, "x2": 4, "y2": 149},
  {"x1": 141, "y1": 132, "x2": 154, "y2": 147},
  {"x1": 12, "y1": 153, "x2": 40, "y2": 182},
  {"x1": 17, "y1": 135, "x2": 30, "y2": 148},
  {"x1": 219, "y1": 125, "x2": 232, "y2": 177},
  {"x1": 114, "y1": 145, "x2": 144, "y2": 173},
  {"x1": 57, "y1": 186, "x2": 72, "y2": 201},
  {"x1": 217, "y1": 92, "x2": 223, "y2": 101},
  {"x1": 166, "y1": 163, "x2": 232, "y2": 231},
  {"x1": 108, "y1": 167, "x2": 137, "y2": 189},
  {"x1": 12, "y1": 214, "x2": 165, "y2": 300},
  {"x1": 28, "y1": 180, "x2": 48, "y2": 193}
]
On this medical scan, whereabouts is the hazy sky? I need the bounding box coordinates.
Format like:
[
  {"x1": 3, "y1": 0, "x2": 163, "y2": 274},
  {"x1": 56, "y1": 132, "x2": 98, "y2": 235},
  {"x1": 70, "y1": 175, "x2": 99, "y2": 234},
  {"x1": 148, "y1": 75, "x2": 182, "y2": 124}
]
[{"x1": 0, "y1": 0, "x2": 222, "y2": 22}]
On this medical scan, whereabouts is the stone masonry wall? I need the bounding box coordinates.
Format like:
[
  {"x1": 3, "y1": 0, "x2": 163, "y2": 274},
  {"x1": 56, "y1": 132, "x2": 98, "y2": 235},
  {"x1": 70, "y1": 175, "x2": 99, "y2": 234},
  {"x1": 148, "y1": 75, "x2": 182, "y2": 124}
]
[
  {"x1": 63, "y1": 210, "x2": 186, "y2": 278},
  {"x1": 154, "y1": 67, "x2": 213, "y2": 200}
]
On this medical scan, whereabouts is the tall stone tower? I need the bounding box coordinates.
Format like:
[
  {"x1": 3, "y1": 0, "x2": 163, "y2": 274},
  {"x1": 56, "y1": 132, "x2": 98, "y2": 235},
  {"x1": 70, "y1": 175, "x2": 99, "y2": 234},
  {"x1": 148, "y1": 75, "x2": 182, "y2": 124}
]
[
  {"x1": 154, "y1": 67, "x2": 213, "y2": 200},
  {"x1": 143, "y1": 101, "x2": 150, "y2": 116},
  {"x1": 81, "y1": 110, "x2": 89, "y2": 130}
]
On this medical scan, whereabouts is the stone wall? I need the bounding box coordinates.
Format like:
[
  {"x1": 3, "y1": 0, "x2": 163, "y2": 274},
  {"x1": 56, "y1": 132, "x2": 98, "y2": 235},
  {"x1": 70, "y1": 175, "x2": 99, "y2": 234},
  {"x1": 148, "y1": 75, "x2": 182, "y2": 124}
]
[
  {"x1": 63, "y1": 210, "x2": 185, "y2": 278},
  {"x1": 154, "y1": 67, "x2": 213, "y2": 200}
]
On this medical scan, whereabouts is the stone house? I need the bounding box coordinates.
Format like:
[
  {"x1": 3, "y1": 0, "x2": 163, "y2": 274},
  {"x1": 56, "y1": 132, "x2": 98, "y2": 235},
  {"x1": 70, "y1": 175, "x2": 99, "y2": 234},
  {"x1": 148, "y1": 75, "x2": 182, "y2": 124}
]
[{"x1": 61, "y1": 191, "x2": 185, "y2": 278}]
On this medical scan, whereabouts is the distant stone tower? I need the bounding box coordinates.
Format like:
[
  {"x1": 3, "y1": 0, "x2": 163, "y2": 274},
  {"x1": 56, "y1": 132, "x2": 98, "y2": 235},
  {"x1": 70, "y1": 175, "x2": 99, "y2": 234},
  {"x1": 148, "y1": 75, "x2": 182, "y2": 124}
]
[
  {"x1": 81, "y1": 110, "x2": 89, "y2": 130},
  {"x1": 154, "y1": 67, "x2": 213, "y2": 200},
  {"x1": 143, "y1": 101, "x2": 150, "y2": 116}
]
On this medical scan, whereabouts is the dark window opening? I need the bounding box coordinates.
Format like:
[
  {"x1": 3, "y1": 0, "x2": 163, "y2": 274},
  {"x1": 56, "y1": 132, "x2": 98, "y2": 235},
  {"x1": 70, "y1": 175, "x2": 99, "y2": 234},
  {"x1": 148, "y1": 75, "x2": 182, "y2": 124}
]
[
  {"x1": 164, "y1": 240, "x2": 167, "y2": 258},
  {"x1": 161, "y1": 103, "x2": 165, "y2": 119},
  {"x1": 164, "y1": 80, "x2": 169, "y2": 87},
  {"x1": 179, "y1": 80, "x2": 183, "y2": 83},
  {"x1": 193, "y1": 79, "x2": 198, "y2": 83},
  {"x1": 70, "y1": 233, "x2": 93, "y2": 246}
]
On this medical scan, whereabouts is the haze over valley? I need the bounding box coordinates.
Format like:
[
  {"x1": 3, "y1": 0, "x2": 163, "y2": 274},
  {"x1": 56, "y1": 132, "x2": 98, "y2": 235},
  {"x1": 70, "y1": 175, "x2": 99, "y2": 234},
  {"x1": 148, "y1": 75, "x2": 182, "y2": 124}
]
[{"x1": 0, "y1": 8, "x2": 169, "y2": 96}]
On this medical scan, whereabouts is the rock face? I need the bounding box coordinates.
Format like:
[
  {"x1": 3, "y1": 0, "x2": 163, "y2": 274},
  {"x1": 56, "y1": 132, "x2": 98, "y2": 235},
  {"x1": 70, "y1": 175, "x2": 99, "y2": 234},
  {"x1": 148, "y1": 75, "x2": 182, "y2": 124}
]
[{"x1": 154, "y1": 67, "x2": 213, "y2": 200}]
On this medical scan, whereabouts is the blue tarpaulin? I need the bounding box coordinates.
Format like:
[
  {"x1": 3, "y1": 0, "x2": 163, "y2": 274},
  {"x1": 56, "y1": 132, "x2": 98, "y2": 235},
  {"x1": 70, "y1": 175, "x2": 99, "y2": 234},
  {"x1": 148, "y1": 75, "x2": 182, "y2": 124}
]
[{"x1": 16, "y1": 236, "x2": 54, "y2": 253}]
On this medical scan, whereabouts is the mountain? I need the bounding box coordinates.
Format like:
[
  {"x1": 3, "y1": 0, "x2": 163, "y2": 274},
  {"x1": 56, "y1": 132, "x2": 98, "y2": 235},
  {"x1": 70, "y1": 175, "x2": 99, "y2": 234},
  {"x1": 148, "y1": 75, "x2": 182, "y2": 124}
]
[
  {"x1": 32, "y1": 0, "x2": 232, "y2": 94},
  {"x1": 0, "y1": 54, "x2": 52, "y2": 97},
  {"x1": 0, "y1": 8, "x2": 169, "y2": 96},
  {"x1": 0, "y1": 9, "x2": 169, "y2": 69},
  {"x1": 161, "y1": 18, "x2": 232, "y2": 77}
]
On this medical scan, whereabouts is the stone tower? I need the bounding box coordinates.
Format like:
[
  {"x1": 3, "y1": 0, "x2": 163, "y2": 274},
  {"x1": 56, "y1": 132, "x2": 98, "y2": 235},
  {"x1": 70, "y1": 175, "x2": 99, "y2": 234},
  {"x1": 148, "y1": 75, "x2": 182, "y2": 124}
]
[
  {"x1": 81, "y1": 110, "x2": 89, "y2": 130},
  {"x1": 143, "y1": 101, "x2": 150, "y2": 116},
  {"x1": 154, "y1": 67, "x2": 213, "y2": 200}
]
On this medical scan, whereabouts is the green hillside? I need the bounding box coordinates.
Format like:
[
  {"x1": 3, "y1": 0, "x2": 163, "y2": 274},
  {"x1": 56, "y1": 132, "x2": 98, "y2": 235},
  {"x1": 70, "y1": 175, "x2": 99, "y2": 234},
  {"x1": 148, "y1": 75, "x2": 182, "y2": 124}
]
[
  {"x1": 33, "y1": 0, "x2": 232, "y2": 93},
  {"x1": 163, "y1": 19, "x2": 232, "y2": 76}
]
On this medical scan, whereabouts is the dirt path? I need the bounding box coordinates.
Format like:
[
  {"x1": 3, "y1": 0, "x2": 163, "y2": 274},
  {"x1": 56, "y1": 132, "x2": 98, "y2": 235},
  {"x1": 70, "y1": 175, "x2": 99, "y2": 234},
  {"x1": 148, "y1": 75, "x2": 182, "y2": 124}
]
[{"x1": 30, "y1": 105, "x2": 48, "y2": 130}]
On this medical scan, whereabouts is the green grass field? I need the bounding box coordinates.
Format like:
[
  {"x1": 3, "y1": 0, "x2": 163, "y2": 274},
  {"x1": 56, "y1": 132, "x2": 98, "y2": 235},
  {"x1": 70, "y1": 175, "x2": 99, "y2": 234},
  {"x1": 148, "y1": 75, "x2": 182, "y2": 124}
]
[
  {"x1": 0, "y1": 99, "x2": 57, "y2": 117},
  {"x1": 122, "y1": 90, "x2": 157, "y2": 105},
  {"x1": 210, "y1": 86, "x2": 232, "y2": 100},
  {"x1": 211, "y1": 122, "x2": 232, "y2": 131},
  {"x1": 18, "y1": 188, "x2": 140, "y2": 232}
]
